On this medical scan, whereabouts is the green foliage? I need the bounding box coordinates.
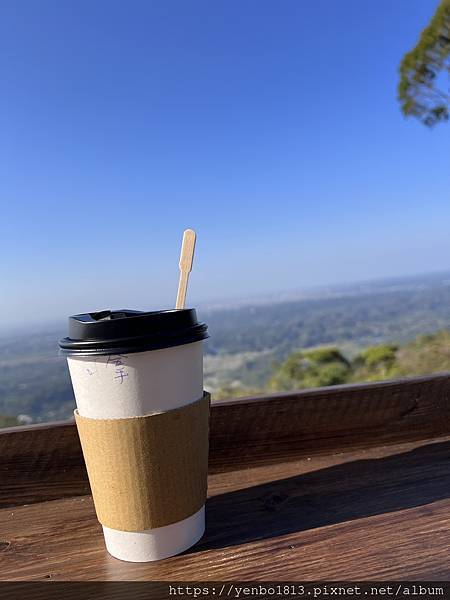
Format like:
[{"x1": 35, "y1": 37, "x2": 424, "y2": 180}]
[
  {"x1": 302, "y1": 347, "x2": 351, "y2": 366},
  {"x1": 269, "y1": 331, "x2": 450, "y2": 392},
  {"x1": 269, "y1": 347, "x2": 351, "y2": 391},
  {"x1": 394, "y1": 329, "x2": 450, "y2": 376},
  {"x1": 0, "y1": 415, "x2": 19, "y2": 428},
  {"x1": 353, "y1": 342, "x2": 396, "y2": 369},
  {"x1": 399, "y1": 0, "x2": 450, "y2": 126},
  {"x1": 358, "y1": 344, "x2": 397, "y2": 368},
  {"x1": 212, "y1": 384, "x2": 263, "y2": 401},
  {"x1": 351, "y1": 344, "x2": 398, "y2": 382}
]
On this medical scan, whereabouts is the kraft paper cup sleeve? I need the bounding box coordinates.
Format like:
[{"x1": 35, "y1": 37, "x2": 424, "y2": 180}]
[{"x1": 75, "y1": 392, "x2": 210, "y2": 532}]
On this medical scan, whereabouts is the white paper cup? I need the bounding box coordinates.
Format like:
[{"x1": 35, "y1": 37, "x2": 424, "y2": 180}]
[{"x1": 60, "y1": 309, "x2": 208, "y2": 562}]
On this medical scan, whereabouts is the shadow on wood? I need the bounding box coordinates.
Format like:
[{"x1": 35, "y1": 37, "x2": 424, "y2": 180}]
[{"x1": 195, "y1": 440, "x2": 450, "y2": 552}]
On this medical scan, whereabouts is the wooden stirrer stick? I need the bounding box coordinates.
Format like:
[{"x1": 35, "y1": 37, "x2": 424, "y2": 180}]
[{"x1": 175, "y1": 229, "x2": 197, "y2": 309}]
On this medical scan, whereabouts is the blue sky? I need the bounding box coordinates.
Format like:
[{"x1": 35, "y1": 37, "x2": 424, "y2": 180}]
[{"x1": 1, "y1": 0, "x2": 449, "y2": 328}]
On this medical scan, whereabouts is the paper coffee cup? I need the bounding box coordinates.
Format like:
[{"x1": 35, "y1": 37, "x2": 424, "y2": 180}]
[{"x1": 59, "y1": 308, "x2": 209, "y2": 562}]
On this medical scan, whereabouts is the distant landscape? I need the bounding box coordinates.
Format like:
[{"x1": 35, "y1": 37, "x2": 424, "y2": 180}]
[{"x1": 2, "y1": 271, "x2": 450, "y2": 426}]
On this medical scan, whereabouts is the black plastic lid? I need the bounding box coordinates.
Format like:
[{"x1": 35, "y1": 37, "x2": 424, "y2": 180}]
[{"x1": 59, "y1": 308, "x2": 208, "y2": 356}]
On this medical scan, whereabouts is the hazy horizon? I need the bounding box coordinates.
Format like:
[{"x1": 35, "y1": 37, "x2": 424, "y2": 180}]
[{"x1": 2, "y1": 266, "x2": 450, "y2": 336}]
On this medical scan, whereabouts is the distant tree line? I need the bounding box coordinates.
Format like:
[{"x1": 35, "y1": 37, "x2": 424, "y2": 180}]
[{"x1": 213, "y1": 329, "x2": 450, "y2": 399}]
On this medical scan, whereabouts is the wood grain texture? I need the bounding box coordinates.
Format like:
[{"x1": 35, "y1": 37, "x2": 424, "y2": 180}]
[
  {"x1": 0, "y1": 420, "x2": 90, "y2": 508},
  {"x1": 209, "y1": 373, "x2": 450, "y2": 471},
  {"x1": 1, "y1": 436, "x2": 450, "y2": 581},
  {"x1": 1, "y1": 374, "x2": 450, "y2": 508}
]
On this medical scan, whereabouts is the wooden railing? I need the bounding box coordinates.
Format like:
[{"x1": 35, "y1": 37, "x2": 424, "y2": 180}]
[
  {"x1": 2, "y1": 373, "x2": 450, "y2": 581},
  {"x1": 1, "y1": 373, "x2": 450, "y2": 508}
]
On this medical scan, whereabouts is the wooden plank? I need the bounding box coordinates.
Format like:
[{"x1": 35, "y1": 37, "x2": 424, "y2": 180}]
[
  {"x1": 1, "y1": 374, "x2": 450, "y2": 507},
  {"x1": 1, "y1": 436, "x2": 450, "y2": 580},
  {"x1": 0, "y1": 420, "x2": 91, "y2": 508},
  {"x1": 210, "y1": 372, "x2": 450, "y2": 471}
]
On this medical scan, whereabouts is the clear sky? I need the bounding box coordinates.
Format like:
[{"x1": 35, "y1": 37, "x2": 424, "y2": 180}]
[{"x1": 1, "y1": 0, "x2": 449, "y2": 328}]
